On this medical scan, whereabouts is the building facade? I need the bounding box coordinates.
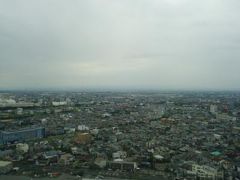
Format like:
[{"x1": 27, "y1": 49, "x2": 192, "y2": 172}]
[{"x1": 0, "y1": 127, "x2": 45, "y2": 144}]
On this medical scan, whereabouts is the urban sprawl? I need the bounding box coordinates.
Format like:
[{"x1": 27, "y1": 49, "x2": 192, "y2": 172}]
[{"x1": 0, "y1": 91, "x2": 240, "y2": 180}]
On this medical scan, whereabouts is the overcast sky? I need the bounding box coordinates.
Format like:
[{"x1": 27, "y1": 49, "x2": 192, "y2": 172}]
[{"x1": 0, "y1": 0, "x2": 240, "y2": 91}]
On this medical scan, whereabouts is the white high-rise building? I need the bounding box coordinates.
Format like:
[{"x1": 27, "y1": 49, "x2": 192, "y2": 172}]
[{"x1": 210, "y1": 104, "x2": 218, "y2": 114}]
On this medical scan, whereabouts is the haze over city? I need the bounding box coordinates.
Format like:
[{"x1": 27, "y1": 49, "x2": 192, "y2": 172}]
[
  {"x1": 2, "y1": 1, "x2": 240, "y2": 179},
  {"x1": 1, "y1": 0, "x2": 240, "y2": 91}
]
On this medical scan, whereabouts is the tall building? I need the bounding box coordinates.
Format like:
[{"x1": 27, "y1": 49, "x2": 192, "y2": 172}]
[
  {"x1": 0, "y1": 127, "x2": 45, "y2": 144},
  {"x1": 210, "y1": 104, "x2": 218, "y2": 114}
]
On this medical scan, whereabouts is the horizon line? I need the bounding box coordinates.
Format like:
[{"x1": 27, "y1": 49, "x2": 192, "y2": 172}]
[{"x1": 0, "y1": 87, "x2": 240, "y2": 93}]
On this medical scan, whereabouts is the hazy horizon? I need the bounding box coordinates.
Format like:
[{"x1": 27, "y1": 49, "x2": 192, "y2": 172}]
[{"x1": 1, "y1": 0, "x2": 240, "y2": 91}]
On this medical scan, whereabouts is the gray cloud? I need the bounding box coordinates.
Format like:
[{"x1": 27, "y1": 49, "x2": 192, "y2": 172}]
[{"x1": 0, "y1": 0, "x2": 240, "y2": 90}]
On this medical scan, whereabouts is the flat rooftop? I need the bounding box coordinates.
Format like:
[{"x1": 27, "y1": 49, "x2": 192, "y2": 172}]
[{"x1": 0, "y1": 161, "x2": 12, "y2": 167}]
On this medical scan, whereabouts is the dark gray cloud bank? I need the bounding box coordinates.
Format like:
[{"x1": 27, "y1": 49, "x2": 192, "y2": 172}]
[{"x1": 1, "y1": 0, "x2": 240, "y2": 91}]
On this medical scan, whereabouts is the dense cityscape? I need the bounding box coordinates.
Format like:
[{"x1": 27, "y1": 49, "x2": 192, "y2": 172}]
[
  {"x1": 1, "y1": 1, "x2": 240, "y2": 179},
  {"x1": 0, "y1": 91, "x2": 240, "y2": 179}
]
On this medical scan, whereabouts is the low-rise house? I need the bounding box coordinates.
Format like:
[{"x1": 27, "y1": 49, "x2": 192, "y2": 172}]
[{"x1": 59, "y1": 153, "x2": 74, "y2": 165}]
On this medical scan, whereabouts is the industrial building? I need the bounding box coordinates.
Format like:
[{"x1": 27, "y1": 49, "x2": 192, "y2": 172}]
[{"x1": 0, "y1": 127, "x2": 45, "y2": 144}]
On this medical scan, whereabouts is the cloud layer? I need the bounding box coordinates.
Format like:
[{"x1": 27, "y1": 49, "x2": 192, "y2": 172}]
[{"x1": 1, "y1": 0, "x2": 240, "y2": 90}]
